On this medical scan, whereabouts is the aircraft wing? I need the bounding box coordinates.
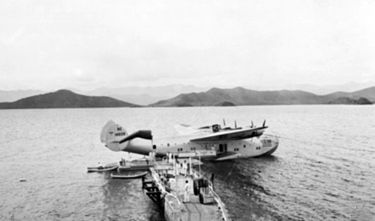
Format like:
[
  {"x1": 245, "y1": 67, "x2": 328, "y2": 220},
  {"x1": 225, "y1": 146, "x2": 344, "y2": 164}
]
[
  {"x1": 174, "y1": 124, "x2": 201, "y2": 135},
  {"x1": 190, "y1": 126, "x2": 267, "y2": 142}
]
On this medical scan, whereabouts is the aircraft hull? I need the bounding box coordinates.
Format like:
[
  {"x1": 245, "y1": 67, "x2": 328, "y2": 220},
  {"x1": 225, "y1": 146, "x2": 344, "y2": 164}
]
[
  {"x1": 259, "y1": 144, "x2": 278, "y2": 156},
  {"x1": 121, "y1": 135, "x2": 279, "y2": 160},
  {"x1": 101, "y1": 120, "x2": 279, "y2": 161}
]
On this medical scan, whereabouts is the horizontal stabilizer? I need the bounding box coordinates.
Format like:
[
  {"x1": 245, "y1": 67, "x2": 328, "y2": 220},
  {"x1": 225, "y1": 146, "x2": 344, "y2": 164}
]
[{"x1": 119, "y1": 130, "x2": 152, "y2": 143}]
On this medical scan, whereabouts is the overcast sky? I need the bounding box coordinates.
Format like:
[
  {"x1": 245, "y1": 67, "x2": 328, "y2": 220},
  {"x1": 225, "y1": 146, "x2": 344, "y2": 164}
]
[{"x1": 0, "y1": 0, "x2": 374, "y2": 90}]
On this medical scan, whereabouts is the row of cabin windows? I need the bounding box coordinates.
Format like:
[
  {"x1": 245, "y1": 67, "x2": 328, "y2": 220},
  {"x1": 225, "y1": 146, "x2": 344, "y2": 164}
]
[
  {"x1": 163, "y1": 144, "x2": 264, "y2": 152},
  {"x1": 235, "y1": 146, "x2": 262, "y2": 151},
  {"x1": 168, "y1": 144, "x2": 261, "y2": 152},
  {"x1": 177, "y1": 147, "x2": 196, "y2": 152},
  {"x1": 204, "y1": 144, "x2": 216, "y2": 148}
]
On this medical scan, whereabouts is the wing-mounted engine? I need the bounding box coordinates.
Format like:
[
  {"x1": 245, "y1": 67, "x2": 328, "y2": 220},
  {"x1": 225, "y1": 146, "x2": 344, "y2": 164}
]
[{"x1": 211, "y1": 124, "x2": 221, "y2": 133}]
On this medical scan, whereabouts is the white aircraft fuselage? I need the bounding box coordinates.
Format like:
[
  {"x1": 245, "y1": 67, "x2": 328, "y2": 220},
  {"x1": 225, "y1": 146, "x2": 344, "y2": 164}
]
[
  {"x1": 127, "y1": 137, "x2": 278, "y2": 161},
  {"x1": 101, "y1": 121, "x2": 279, "y2": 161}
]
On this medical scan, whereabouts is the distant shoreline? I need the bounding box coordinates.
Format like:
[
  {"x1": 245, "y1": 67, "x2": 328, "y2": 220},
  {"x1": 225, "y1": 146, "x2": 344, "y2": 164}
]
[
  {"x1": 0, "y1": 103, "x2": 373, "y2": 111},
  {"x1": 0, "y1": 86, "x2": 373, "y2": 109}
]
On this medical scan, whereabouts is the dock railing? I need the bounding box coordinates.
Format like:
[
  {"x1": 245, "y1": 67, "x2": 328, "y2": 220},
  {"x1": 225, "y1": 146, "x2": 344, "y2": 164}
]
[
  {"x1": 209, "y1": 185, "x2": 229, "y2": 221},
  {"x1": 164, "y1": 193, "x2": 184, "y2": 221}
]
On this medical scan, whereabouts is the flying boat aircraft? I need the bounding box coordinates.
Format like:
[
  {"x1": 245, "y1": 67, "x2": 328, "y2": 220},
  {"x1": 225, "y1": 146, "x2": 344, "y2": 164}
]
[{"x1": 100, "y1": 120, "x2": 279, "y2": 161}]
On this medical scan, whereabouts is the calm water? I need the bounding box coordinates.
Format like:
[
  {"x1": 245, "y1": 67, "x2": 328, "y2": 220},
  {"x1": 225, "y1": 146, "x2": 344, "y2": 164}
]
[{"x1": 0, "y1": 106, "x2": 374, "y2": 221}]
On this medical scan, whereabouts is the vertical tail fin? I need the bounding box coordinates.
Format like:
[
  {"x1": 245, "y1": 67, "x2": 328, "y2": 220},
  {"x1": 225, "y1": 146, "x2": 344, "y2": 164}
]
[{"x1": 100, "y1": 120, "x2": 128, "y2": 152}]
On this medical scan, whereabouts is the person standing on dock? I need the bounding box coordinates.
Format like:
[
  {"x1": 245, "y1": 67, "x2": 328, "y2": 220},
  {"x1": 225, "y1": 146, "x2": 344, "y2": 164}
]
[
  {"x1": 184, "y1": 180, "x2": 190, "y2": 203},
  {"x1": 183, "y1": 161, "x2": 188, "y2": 176}
]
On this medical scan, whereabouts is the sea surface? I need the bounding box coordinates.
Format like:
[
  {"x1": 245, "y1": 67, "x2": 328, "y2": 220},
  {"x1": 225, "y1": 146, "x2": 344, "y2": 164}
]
[{"x1": 0, "y1": 106, "x2": 374, "y2": 221}]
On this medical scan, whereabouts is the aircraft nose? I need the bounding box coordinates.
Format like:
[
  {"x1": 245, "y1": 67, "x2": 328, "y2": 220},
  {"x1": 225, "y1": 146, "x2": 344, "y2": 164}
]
[{"x1": 272, "y1": 136, "x2": 279, "y2": 147}]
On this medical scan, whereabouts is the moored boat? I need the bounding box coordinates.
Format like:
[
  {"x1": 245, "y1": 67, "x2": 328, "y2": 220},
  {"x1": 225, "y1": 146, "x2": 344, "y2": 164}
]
[
  {"x1": 110, "y1": 171, "x2": 148, "y2": 179},
  {"x1": 118, "y1": 158, "x2": 153, "y2": 171},
  {"x1": 87, "y1": 163, "x2": 118, "y2": 172}
]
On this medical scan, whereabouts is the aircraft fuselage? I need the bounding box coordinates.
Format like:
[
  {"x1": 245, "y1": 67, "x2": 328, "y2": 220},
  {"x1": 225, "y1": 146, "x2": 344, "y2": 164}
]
[
  {"x1": 123, "y1": 134, "x2": 279, "y2": 161},
  {"x1": 101, "y1": 120, "x2": 279, "y2": 161}
]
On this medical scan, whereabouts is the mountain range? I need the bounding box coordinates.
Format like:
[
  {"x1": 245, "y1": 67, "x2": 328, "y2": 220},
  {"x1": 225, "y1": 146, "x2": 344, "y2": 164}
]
[
  {"x1": 151, "y1": 87, "x2": 374, "y2": 107},
  {"x1": 79, "y1": 85, "x2": 208, "y2": 105},
  {"x1": 0, "y1": 90, "x2": 138, "y2": 109},
  {"x1": 0, "y1": 85, "x2": 208, "y2": 104},
  {"x1": 0, "y1": 86, "x2": 373, "y2": 109},
  {"x1": 3, "y1": 82, "x2": 374, "y2": 104}
]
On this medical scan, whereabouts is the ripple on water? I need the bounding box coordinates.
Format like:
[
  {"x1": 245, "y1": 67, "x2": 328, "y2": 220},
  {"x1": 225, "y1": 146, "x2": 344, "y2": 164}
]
[{"x1": 0, "y1": 106, "x2": 375, "y2": 220}]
